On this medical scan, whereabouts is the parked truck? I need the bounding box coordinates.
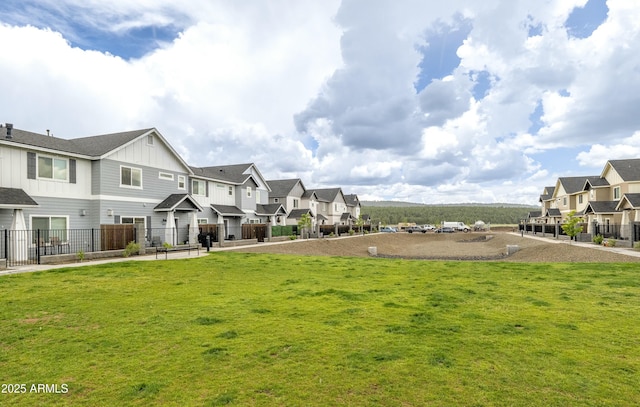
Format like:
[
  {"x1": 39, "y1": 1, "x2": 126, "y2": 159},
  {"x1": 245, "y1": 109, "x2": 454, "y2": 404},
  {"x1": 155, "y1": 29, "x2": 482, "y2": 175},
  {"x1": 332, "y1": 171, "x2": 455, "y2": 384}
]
[{"x1": 442, "y1": 221, "x2": 471, "y2": 232}]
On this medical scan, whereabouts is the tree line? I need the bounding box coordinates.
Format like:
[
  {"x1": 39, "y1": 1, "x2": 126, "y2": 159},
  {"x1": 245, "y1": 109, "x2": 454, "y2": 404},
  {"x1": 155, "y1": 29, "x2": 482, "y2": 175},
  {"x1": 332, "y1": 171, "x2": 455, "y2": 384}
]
[{"x1": 362, "y1": 204, "x2": 537, "y2": 226}]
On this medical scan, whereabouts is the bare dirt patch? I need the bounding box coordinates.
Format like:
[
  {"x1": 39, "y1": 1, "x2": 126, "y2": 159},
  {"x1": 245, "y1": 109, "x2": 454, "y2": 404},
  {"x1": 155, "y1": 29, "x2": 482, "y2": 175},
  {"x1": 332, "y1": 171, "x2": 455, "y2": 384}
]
[{"x1": 230, "y1": 232, "x2": 640, "y2": 262}]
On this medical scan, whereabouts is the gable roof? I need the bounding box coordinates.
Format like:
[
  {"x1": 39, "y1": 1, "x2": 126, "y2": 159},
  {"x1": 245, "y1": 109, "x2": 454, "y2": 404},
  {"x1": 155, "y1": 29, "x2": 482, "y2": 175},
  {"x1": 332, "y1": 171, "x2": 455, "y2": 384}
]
[
  {"x1": 309, "y1": 188, "x2": 344, "y2": 203},
  {"x1": 267, "y1": 179, "x2": 304, "y2": 198},
  {"x1": 344, "y1": 194, "x2": 360, "y2": 207},
  {"x1": 190, "y1": 163, "x2": 268, "y2": 189},
  {"x1": 256, "y1": 204, "x2": 287, "y2": 216},
  {"x1": 539, "y1": 186, "x2": 555, "y2": 202},
  {"x1": 604, "y1": 159, "x2": 640, "y2": 182},
  {"x1": 288, "y1": 208, "x2": 315, "y2": 219},
  {"x1": 154, "y1": 194, "x2": 203, "y2": 212},
  {"x1": 583, "y1": 200, "x2": 620, "y2": 214},
  {"x1": 1, "y1": 126, "x2": 193, "y2": 173},
  {"x1": 556, "y1": 176, "x2": 600, "y2": 195},
  {"x1": 210, "y1": 204, "x2": 245, "y2": 217},
  {"x1": 615, "y1": 193, "x2": 640, "y2": 210},
  {"x1": 0, "y1": 187, "x2": 39, "y2": 208}
]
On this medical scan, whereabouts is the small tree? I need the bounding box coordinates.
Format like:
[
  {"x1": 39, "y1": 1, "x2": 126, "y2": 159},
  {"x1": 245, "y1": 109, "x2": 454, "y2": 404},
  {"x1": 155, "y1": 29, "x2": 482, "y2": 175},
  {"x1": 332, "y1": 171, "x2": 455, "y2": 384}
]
[
  {"x1": 298, "y1": 213, "x2": 312, "y2": 239},
  {"x1": 355, "y1": 214, "x2": 365, "y2": 234},
  {"x1": 561, "y1": 210, "x2": 583, "y2": 244}
]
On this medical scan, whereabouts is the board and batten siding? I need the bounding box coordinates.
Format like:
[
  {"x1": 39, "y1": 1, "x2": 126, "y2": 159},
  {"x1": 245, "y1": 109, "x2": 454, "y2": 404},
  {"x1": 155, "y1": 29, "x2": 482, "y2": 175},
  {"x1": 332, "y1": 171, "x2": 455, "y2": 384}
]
[
  {"x1": 104, "y1": 133, "x2": 187, "y2": 173},
  {"x1": 0, "y1": 146, "x2": 92, "y2": 200}
]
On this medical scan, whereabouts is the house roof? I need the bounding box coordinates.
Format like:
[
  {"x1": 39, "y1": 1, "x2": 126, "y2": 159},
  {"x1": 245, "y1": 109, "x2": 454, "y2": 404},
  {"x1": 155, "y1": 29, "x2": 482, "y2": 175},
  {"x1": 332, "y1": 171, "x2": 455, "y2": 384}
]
[
  {"x1": 1, "y1": 126, "x2": 193, "y2": 173},
  {"x1": 309, "y1": 188, "x2": 343, "y2": 203},
  {"x1": 154, "y1": 194, "x2": 203, "y2": 212},
  {"x1": 210, "y1": 204, "x2": 245, "y2": 217},
  {"x1": 340, "y1": 213, "x2": 354, "y2": 221},
  {"x1": 0, "y1": 187, "x2": 39, "y2": 208},
  {"x1": 546, "y1": 208, "x2": 561, "y2": 217},
  {"x1": 266, "y1": 179, "x2": 304, "y2": 198},
  {"x1": 604, "y1": 159, "x2": 640, "y2": 181},
  {"x1": 557, "y1": 176, "x2": 600, "y2": 195},
  {"x1": 539, "y1": 186, "x2": 555, "y2": 202},
  {"x1": 583, "y1": 177, "x2": 609, "y2": 189},
  {"x1": 583, "y1": 201, "x2": 620, "y2": 214},
  {"x1": 256, "y1": 204, "x2": 287, "y2": 216},
  {"x1": 344, "y1": 194, "x2": 360, "y2": 207},
  {"x1": 190, "y1": 163, "x2": 269, "y2": 190},
  {"x1": 287, "y1": 208, "x2": 315, "y2": 219},
  {"x1": 1, "y1": 127, "x2": 151, "y2": 157},
  {"x1": 615, "y1": 193, "x2": 640, "y2": 210}
]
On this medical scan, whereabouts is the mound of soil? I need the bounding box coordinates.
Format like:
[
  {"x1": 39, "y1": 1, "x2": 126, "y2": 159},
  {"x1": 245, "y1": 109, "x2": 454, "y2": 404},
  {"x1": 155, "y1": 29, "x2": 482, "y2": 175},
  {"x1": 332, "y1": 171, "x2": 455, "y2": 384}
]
[{"x1": 230, "y1": 232, "x2": 640, "y2": 263}]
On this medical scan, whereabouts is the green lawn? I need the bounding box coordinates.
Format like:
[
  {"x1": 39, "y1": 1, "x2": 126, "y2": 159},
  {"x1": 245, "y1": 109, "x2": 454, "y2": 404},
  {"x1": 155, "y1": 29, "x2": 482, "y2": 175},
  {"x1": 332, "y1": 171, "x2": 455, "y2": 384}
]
[{"x1": 1, "y1": 253, "x2": 639, "y2": 406}]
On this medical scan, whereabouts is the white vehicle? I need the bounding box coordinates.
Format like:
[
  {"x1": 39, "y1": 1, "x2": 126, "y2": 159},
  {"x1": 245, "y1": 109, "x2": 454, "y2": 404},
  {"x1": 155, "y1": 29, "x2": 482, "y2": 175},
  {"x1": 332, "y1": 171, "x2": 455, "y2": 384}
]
[{"x1": 442, "y1": 221, "x2": 471, "y2": 232}]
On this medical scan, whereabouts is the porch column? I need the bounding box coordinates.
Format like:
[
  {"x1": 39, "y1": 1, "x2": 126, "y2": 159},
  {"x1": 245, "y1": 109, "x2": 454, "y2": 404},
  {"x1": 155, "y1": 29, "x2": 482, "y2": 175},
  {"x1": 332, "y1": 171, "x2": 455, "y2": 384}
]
[
  {"x1": 189, "y1": 211, "x2": 198, "y2": 245},
  {"x1": 218, "y1": 219, "x2": 225, "y2": 248},
  {"x1": 266, "y1": 216, "x2": 273, "y2": 241},
  {"x1": 10, "y1": 209, "x2": 28, "y2": 262},
  {"x1": 621, "y1": 210, "x2": 630, "y2": 240},
  {"x1": 165, "y1": 211, "x2": 177, "y2": 246}
]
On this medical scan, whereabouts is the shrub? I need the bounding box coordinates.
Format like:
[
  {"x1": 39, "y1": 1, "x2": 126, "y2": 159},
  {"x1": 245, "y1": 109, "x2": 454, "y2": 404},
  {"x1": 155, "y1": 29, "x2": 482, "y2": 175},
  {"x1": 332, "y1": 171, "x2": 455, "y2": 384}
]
[
  {"x1": 634, "y1": 242, "x2": 640, "y2": 251},
  {"x1": 163, "y1": 242, "x2": 173, "y2": 249},
  {"x1": 289, "y1": 235, "x2": 297, "y2": 240},
  {"x1": 76, "y1": 250, "x2": 85, "y2": 262},
  {"x1": 593, "y1": 234, "x2": 604, "y2": 245},
  {"x1": 329, "y1": 232, "x2": 335, "y2": 238},
  {"x1": 123, "y1": 241, "x2": 141, "y2": 257},
  {"x1": 349, "y1": 229, "x2": 355, "y2": 236},
  {"x1": 604, "y1": 239, "x2": 616, "y2": 247}
]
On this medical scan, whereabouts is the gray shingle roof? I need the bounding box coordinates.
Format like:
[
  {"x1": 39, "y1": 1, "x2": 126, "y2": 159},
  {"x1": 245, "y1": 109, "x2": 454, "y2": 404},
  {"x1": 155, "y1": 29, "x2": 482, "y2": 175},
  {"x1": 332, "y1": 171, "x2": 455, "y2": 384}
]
[
  {"x1": 558, "y1": 176, "x2": 600, "y2": 194},
  {"x1": 616, "y1": 193, "x2": 640, "y2": 209},
  {"x1": 584, "y1": 201, "x2": 620, "y2": 214},
  {"x1": 190, "y1": 163, "x2": 254, "y2": 184},
  {"x1": 210, "y1": 204, "x2": 245, "y2": 217},
  {"x1": 287, "y1": 208, "x2": 314, "y2": 219},
  {"x1": 539, "y1": 186, "x2": 555, "y2": 201},
  {"x1": 1, "y1": 127, "x2": 152, "y2": 157},
  {"x1": 607, "y1": 159, "x2": 640, "y2": 181},
  {"x1": 344, "y1": 194, "x2": 360, "y2": 207},
  {"x1": 0, "y1": 187, "x2": 39, "y2": 207},
  {"x1": 256, "y1": 204, "x2": 287, "y2": 216},
  {"x1": 309, "y1": 188, "x2": 342, "y2": 202},
  {"x1": 154, "y1": 194, "x2": 203, "y2": 212},
  {"x1": 266, "y1": 179, "x2": 302, "y2": 198}
]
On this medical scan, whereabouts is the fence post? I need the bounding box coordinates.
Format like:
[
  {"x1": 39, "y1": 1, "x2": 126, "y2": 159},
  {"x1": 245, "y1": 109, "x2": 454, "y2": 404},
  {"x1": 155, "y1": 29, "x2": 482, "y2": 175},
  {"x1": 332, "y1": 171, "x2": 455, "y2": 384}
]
[{"x1": 3, "y1": 229, "x2": 7, "y2": 261}]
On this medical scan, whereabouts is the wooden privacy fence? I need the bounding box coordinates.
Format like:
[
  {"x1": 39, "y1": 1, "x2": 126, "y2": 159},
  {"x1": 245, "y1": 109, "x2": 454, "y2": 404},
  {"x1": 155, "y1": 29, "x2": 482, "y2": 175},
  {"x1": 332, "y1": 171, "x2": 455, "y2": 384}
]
[
  {"x1": 100, "y1": 224, "x2": 135, "y2": 251},
  {"x1": 242, "y1": 224, "x2": 267, "y2": 242}
]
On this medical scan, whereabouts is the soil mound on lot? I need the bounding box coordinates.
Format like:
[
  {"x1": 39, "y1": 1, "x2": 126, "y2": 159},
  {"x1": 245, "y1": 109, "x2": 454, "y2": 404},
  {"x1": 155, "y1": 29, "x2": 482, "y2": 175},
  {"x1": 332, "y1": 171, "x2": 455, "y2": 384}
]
[{"x1": 230, "y1": 232, "x2": 640, "y2": 263}]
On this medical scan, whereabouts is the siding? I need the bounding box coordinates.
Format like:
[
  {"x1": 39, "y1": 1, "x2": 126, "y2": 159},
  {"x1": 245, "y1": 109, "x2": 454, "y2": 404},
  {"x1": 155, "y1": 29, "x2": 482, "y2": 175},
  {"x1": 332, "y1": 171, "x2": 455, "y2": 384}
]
[{"x1": 104, "y1": 134, "x2": 188, "y2": 172}]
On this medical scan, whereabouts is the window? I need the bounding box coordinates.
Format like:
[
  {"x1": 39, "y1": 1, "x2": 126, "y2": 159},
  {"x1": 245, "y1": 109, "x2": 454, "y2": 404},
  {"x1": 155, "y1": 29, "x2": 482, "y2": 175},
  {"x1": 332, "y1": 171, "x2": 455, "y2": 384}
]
[
  {"x1": 563, "y1": 197, "x2": 567, "y2": 206},
  {"x1": 192, "y1": 179, "x2": 206, "y2": 196},
  {"x1": 293, "y1": 199, "x2": 299, "y2": 208},
  {"x1": 159, "y1": 172, "x2": 174, "y2": 181},
  {"x1": 247, "y1": 186, "x2": 252, "y2": 198},
  {"x1": 614, "y1": 186, "x2": 621, "y2": 200},
  {"x1": 228, "y1": 186, "x2": 233, "y2": 196},
  {"x1": 121, "y1": 217, "x2": 145, "y2": 226},
  {"x1": 38, "y1": 155, "x2": 68, "y2": 181},
  {"x1": 256, "y1": 190, "x2": 261, "y2": 203},
  {"x1": 578, "y1": 195, "x2": 583, "y2": 204},
  {"x1": 31, "y1": 216, "x2": 68, "y2": 244},
  {"x1": 198, "y1": 218, "x2": 209, "y2": 225},
  {"x1": 274, "y1": 198, "x2": 279, "y2": 203},
  {"x1": 121, "y1": 166, "x2": 142, "y2": 188},
  {"x1": 147, "y1": 135, "x2": 154, "y2": 145},
  {"x1": 178, "y1": 176, "x2": 186, "y2": 190}
]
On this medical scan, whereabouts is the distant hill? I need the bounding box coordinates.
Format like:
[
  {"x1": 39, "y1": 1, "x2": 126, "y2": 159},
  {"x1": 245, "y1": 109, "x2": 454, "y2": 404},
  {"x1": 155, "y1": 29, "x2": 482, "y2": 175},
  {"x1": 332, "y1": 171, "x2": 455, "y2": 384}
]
[
  {"x1": 362, "y1": 201, "x2": 538, "y2": 208},
  {"x1": 360, "y1": 201, "x2": 539, "y2": 225}
]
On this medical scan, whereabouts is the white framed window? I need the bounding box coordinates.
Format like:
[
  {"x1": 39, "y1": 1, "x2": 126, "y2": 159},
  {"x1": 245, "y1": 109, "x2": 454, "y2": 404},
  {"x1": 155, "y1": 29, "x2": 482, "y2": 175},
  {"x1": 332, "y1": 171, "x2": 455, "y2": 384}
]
[
  {"x1": 178, "y1": 175, "x2": 186, "y2": 190},
  {"x1": 147, "y1": 135, "x2": 154, "y2": 146},
  {"x1": 563, "y1": 197, "x2": 567, "y2": 206},
  {"x1": 30, "y1": 215, "x2": 68, "y2": 244},
  {"x1": 256, "y1": 190, "x2": 261, "y2": 203},
  {"x1": 38, "y1": 155, "x2": 68, "y2": 181},
  {"x1": 293, "y1": 199, "x2": 299, "y2": 208},
  {"x1": 159, "y1": 172, "x2": 174, "y2": 181},
  {"x1": 228, "y1": 186, "x2": 233, "y2": 196},
  {"x1": 578, "y1": 195, "x2": 583, "y2": 204},
  {"x1": 192, "y1": 179, "x2": 206, "y2": 196},
  {"x1": 614, "y1": 186, "x2": 621, "y2": 200},
  {"x1": 121, "y1": 216, "x2": 145, "y2": 227},
  {"x1": 197, "y1": 218, "x2": 209, "y2": 224},
  {"x1": 247, "y1": 186, "x2": 252, "y2": 198},
  {"x1": 121, "y1": 166, "x2": 142, "y2": 188}
]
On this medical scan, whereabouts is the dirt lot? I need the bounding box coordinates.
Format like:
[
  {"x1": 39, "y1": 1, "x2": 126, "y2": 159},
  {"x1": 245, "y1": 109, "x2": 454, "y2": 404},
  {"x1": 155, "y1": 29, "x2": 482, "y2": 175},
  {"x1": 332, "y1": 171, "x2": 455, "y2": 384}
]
[{"x1": 231, "y1": 231, "x2": 640, "y2": 262}]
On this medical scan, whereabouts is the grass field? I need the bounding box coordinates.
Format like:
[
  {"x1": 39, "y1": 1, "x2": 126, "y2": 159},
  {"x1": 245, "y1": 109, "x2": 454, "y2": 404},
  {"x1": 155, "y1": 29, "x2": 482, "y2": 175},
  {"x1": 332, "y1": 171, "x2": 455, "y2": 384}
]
[{"x1": 1, "y1": 253, "x2": 639, "y2": 406}]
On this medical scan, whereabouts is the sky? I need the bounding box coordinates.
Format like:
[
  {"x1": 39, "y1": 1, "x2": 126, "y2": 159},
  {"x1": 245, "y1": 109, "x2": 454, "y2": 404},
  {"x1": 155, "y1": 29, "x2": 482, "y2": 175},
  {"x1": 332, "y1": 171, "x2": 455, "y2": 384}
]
[{"x1": 0, "y1": 0, "x2": 638, "y2": 206}]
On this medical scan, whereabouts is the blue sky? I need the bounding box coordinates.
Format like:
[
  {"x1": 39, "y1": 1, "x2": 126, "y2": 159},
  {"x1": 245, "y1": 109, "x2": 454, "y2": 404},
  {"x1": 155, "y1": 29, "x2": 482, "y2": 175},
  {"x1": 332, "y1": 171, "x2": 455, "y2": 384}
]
[{"x1": 1, "y1": 0, "x2": 638, "y2": 205}]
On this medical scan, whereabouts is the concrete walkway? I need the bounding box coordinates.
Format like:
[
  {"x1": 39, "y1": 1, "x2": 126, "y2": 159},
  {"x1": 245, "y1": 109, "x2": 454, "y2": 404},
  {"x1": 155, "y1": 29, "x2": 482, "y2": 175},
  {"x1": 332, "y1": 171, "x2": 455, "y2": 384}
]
[{"x1": 509, "y1": 232, "x2": 640, "y2": 258}]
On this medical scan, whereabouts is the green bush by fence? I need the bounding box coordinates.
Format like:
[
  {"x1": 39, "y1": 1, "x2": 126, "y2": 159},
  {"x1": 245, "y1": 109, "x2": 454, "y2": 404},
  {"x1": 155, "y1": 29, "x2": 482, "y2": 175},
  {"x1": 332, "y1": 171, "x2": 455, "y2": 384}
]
[{"x1": 272, "y1": 225, "x2": 294, "y2": 237}]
